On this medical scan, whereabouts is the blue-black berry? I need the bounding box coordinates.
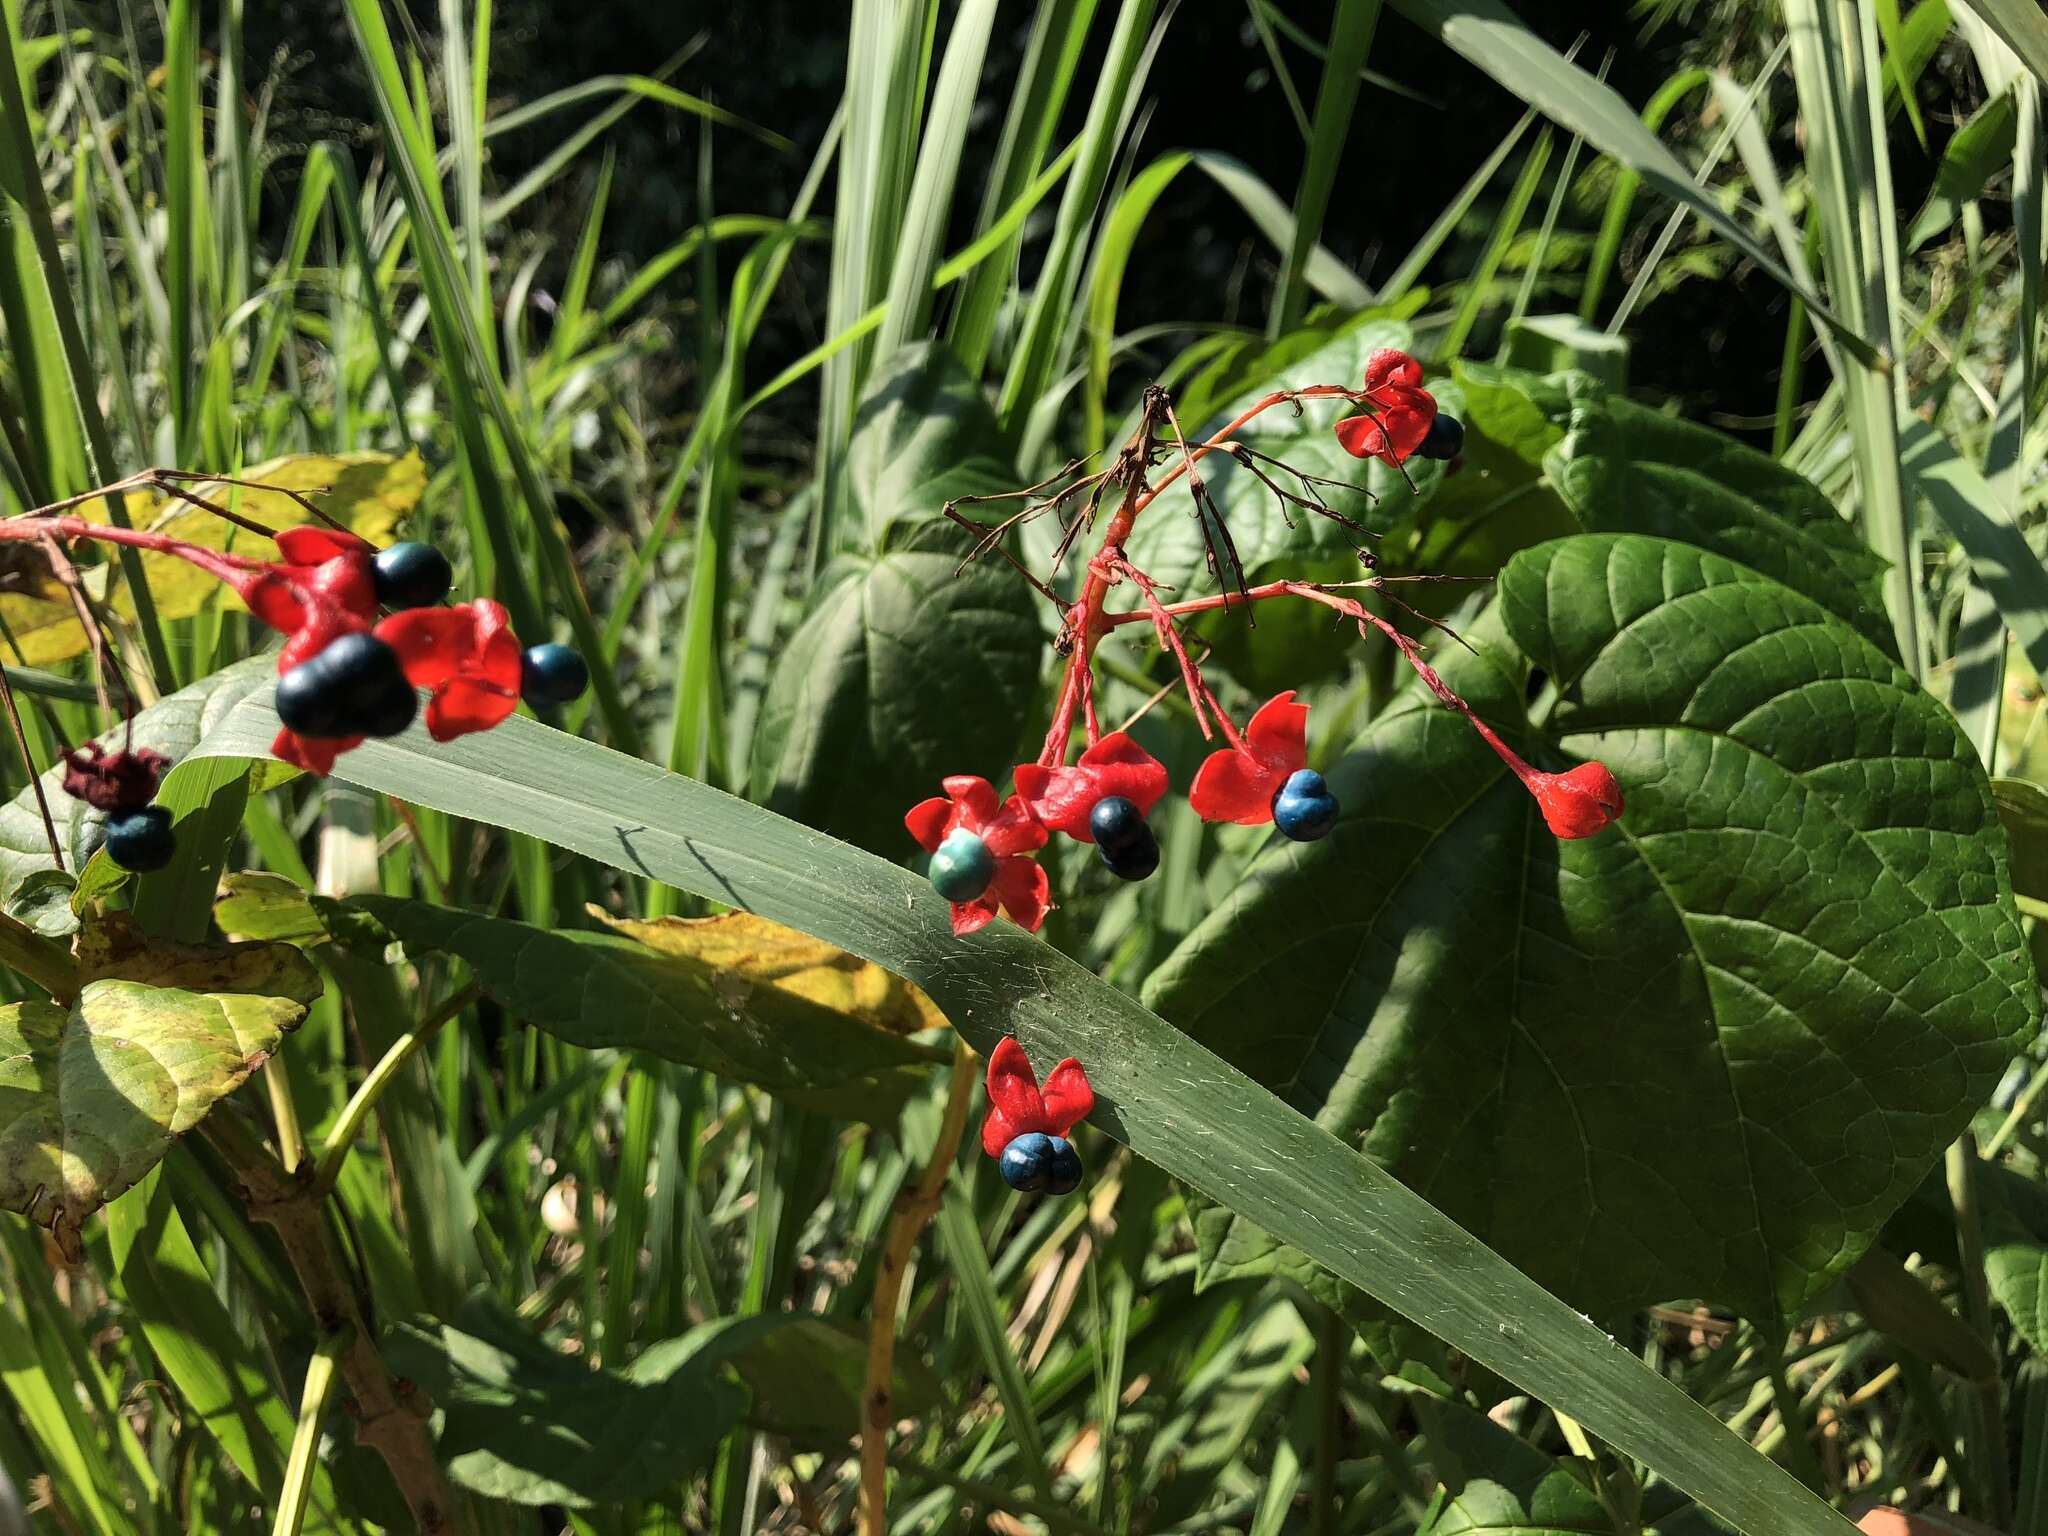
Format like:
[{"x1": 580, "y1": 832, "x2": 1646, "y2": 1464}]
[
  {"x1": 999, "y1": 1132, "x2": 1055, "y2": 1193},
  {"x1": 1045, "y1": 1136, "x2": 1083, "y2": 1196},
  {"x1": 104, "y1": 806, "x2": 175, "y2": 872},
  {"x1": 275, "y1": 634, "x2": 417, "y2": 739},
  {"x1": 1417, "y1": 412, "x2": 1464, "y2": 461},
  {"x1": 373, "y1": 541, "x2": 453, "y2": 610},
  {"x1": 1272, "y1": 768, "x2": 1339, "y2": 842},
  {"x1": 1090, "y1": 794, "x2": 1160, "y2": 881},
  {"x1": 521, "y1": 643, "x2": 590, "y2": 708}
]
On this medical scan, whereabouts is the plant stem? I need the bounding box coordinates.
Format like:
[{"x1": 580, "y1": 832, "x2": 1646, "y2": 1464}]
[
  {"x1": 272, "y1": 1325, "x2": 350, "y2": 1536},
  {"x1": 1312, "y1": 1307, "x2": 1344, "y2": 1536},
  {"x1": 1947, "y1": 1134, "x2": 2012, "y2": 1528},
  {"x1": 858, "y1": 1039, "x2": 979, "y2": 1536},
  {"x1": 0, "y1": 908, "x2": 78, "y2": 1000},
  {"x1": 206, "y1": 1121, "x2": 459, "y2": 1532},
  {"x1": 314, "y1": 983, "x2": 480, "y2": 1198}
]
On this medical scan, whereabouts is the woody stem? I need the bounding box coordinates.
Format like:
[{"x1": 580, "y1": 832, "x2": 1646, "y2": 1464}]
[
  {"x1": 0, "y1": 514, "x2": 271, "y2": 581},
  {"x1": 1036, "y1": 387, "x2": 1360, "y2": 766},
  {"x1": 859, "y1": 1039, "x2": 979, "y2": 1536}
]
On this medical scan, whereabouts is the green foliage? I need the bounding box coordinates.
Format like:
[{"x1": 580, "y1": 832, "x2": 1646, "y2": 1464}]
[{"x1": 1150, "y1": 535, "x2": 2036, "y2": 1325}]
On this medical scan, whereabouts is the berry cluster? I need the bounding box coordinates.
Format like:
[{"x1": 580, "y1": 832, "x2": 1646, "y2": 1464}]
[
  {"x1": 983, "y1": 1038, "x2": 1093, "y2": 1198},
  {"x1": 62, "y1": 745, "x2": 173, "y2": 872},
  {"x1": 908, "y1": 350, "x2": 1626, "y2": 944},
  {"x1": 14, "y1": 484, "x2": 600, "y2": 879}
]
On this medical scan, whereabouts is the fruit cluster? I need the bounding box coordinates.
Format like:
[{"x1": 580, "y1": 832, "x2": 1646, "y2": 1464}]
[
  {"x1": 982, "y1": 1038, "x2": 1093, "y2": 1198},
  {"x1": 23, "y1": 492, "x2": 594, "y2": 876},
  {"x1": 907, "y1": 350, "x2": 1625, "y2": 943}
]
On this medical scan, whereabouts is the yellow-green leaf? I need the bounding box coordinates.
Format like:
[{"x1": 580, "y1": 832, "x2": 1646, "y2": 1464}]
[
  {"x1": 0, "y1": 450, "x2": 426, "y2": 665},
  {"x1": 594, "y1": 909, "x2": 946, "y2": 1037},
  {"x1": 0, "y1": 978, "x2": 310, "y2": 1255}
]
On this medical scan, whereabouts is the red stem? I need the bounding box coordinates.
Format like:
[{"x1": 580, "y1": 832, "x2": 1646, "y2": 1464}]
[
  {"x1": 1036, "y1": 386, "x2": 1363, "y2": 767},
  {"x1": 3, "y1": 514, "x2": 271, "y2": 581}
]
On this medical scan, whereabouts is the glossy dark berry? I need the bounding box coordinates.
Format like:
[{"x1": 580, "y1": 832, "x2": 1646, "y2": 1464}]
[
  {"x1": 373, "y1": 541, "x2": 452, "y2": 610},
  {"x1": 1044, "y1": 1136, "x2": 1084, "y2": 1196},
  {"x1": 1272, "y1": 768, "x2": 1340, "y2": 842},
  {"x1": 104, "y1": 806, "x2": 175, "y2": 872},
  {"x1": 999, "y1": 1132, "x2": 1055, "y2": 1193},
  {"x1": 1417, "y1": 412, "x2": 1464, "y2": 461},
  {"x1": 275, "y1": 634, "x2": 418, "y2": 739},
  {"x1": 1089, "y1": 795, "x2": 1145, "y2": 851},
  {"x1": 1096, "y1": 820, "x2": 1159, "y2": 881},
  {"x1": 929, "y1": 828, "x2": 995, "y2": 903},
  {"x1": 521, "y1": 643, "x2": 590, "y2": 708}
]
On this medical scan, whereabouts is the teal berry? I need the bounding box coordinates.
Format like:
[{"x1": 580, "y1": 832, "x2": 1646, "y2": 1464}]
[
  {"x1": 1044, "y1": 1136, "x2": 1084, "y2": 1195},
  {"x1": 1272, "y1": 768, "x2": 1339, "y2": 842},
  {"x1": 104, "y1": 806, "x2": 175, "y2": 872},
  {"x1": 521, "y1": 642, "x2": 590, "y2": 708},
  {"x1": 999, "y1": 1132, "x2": 1055, "y2": 1192},
  {"x1": 1417, "y1": 412, "x2": 1464, "y2": 461},
  {"x1": 928, "y1": 827, "x2": 996, "y2": 902},
  {"x1": 372, "y1": 541, "x2": 453, "y2": 609}
]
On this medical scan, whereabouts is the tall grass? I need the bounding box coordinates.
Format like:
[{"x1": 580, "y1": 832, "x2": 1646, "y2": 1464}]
[{"x1": 0, "y1": 3, "x2": 2043, "y2": 1534}]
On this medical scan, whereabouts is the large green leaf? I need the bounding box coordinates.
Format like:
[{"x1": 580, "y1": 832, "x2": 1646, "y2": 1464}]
[
  {"x1": 1147, "y1": 534, "x2": 2035, "y2": 1327},
  {"x1": 183, "y1": 666, "x2": 1875, "y2": 1536},
  {"x1": 0, "y1": 977, "x2": 309, "y2": 1254},
  {"x1": 0, "y1": 653, "x2": 276, "y2": 909},
  {"x1": 749, "y1": 523, "x2": 1043, "y2": 854},
  {"x1": 350, "y1": 895, "x2": 947, "y2": 1122},
  {"x1": 848, "y1": 342, "x2": 1016, "y2": 544},
  {"x1": 384, "y1": 1297, "x2": 747, "y2": 1509},
  {"x1": 1123, "y1": 320, "x2": 1451, "y2": 600},
  {"x1": 1544, "y1": 389, "x2": 1897, "y2": 653}
]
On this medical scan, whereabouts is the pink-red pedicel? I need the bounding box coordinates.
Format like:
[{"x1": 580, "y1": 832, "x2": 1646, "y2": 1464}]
[{"x1": 908, "y1": 350, "x2": 1625, "y2": 936}]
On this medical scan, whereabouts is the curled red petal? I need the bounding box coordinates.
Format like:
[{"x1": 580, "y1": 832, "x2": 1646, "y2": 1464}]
[
  {"x1": 985, "y1": 1036, "x2": 1049, "y2": 1134},
  {"x1": 989, "y1": 855, "x2": 1051, "y2": 932},
  {"x1": 1038, "y1": 1059, "x2": 1094, "y2": 1136},
  {"x1": 423, "y1": 676, "x2": 516, "y2": 741},
  {"x1": 1361, "y1": 348, "x2": 1423, "y2": 392},
  {"x1": 279, "y1": 609, "x2": 371, "y2": 671},
  {"x1": 906, "y1": 795, "x2": 955, "y2": 853},
  {"x1": 1243, "y1": 691, "x2": 1309, "y2": 774},
  {"x1": 940, "y1": 775, "x2": 1001, "y2": 833},
  {"x1": 1334, "y1": 385, "x2": 1437, "y2": 466},
  {"x1": 1188, "y1": 744, "x2": 1284, "y2": 826},
  {"x1": 1015, "y1": 732, "x2": 1169, "y2": 842},
  {"x1": 234, "y1": 569, "x2": 309, "y2": 635},
  {"x1": 1528, "y1": 761, "x2": 1625, "y2": 839},
  {"x1": 376, "y1": 605, "x2": 475, "y2": 688},
  {"x1": 950, "y1": 898, "x2": 1000, "y2": 936},
  {"x1": 981, "y1": 1106, "x2": 1024, "y2": 1159},
  {"x1": 269, "y1": 727, "x2": 360, "y2": 776},
  {"x1": 274, "y1": 526, "x2": 372, "y2": 565},
  {"x1": 981, "y1": 793, "x2": 1049, "y2": 858}
]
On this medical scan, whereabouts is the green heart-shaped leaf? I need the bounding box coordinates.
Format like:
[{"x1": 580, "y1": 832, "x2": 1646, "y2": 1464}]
[
  {"x1": 0, "y1": 977, "x2": 308, "y2": 1252},
  {"x1": 749, "y1": 528, "x2": 1042, "y2": 855},
  {"x1": 1147, "y1": 533, "x2": 2036, "y2": 1325}
]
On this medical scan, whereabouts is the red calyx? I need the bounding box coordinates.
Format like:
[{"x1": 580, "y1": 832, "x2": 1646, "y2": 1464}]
[
  {"x1": 1188, "y1": 690, "x2": 1308, "y2": 826},
  {"x1": 1012, "y1": 732, "x2": 1168, "y2": 842},
  {"x1": 980, "y1": 1036, "x2": 1094, "y2": 1158},
  {"x1": 61, "y1": 745, "x2": 170, "y2": 811},
  {"x1": 1333, "y1": 348, "x2": 1438, "y2": 467},
  {"x1": 375, "y1": 600, "x2": 522, "y2": 741},
  {"x1": 1524, "y1": 761, "x2": 1625, "y2": 839},
  {"x1": 905, "y1": 775, "x2": 1051, "y2": 936}
]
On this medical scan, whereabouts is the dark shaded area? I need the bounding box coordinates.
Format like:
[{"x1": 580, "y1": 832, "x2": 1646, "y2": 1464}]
[{"x1": 232, "y1": 1, "x2": 1974, "y2": 439}]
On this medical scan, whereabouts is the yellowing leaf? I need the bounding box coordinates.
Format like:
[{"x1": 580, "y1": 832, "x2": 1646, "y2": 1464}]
[
  {"x1": 0, "y1": 978, "x2": 309, "y2": 1256},
  {"x1": 0, "y1": 450, "x2": 428, "y2": 666},
  {"x1": 76, "y1": 910, "x2": 322, "y2": 1006},
  {"x1": 593, "y1": 908, "x2": 947, "y2": 1036}
]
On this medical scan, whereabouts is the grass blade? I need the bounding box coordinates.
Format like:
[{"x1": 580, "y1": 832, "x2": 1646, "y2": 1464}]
[
  {"x1": 1271, "y1": 0, "x2": 1382, "y2": 333},
  {"x1": 183, "y1": 700, "x2": 1874, "y2": 1536}
]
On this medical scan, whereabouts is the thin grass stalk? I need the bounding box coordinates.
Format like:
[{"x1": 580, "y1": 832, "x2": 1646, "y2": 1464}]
[
  {"x1": 0, "y1": 9, "x2": 174, "y2": 691},
  {"x1": 1271, "y1": 0, "x2": 1381, "y2": 334}
]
